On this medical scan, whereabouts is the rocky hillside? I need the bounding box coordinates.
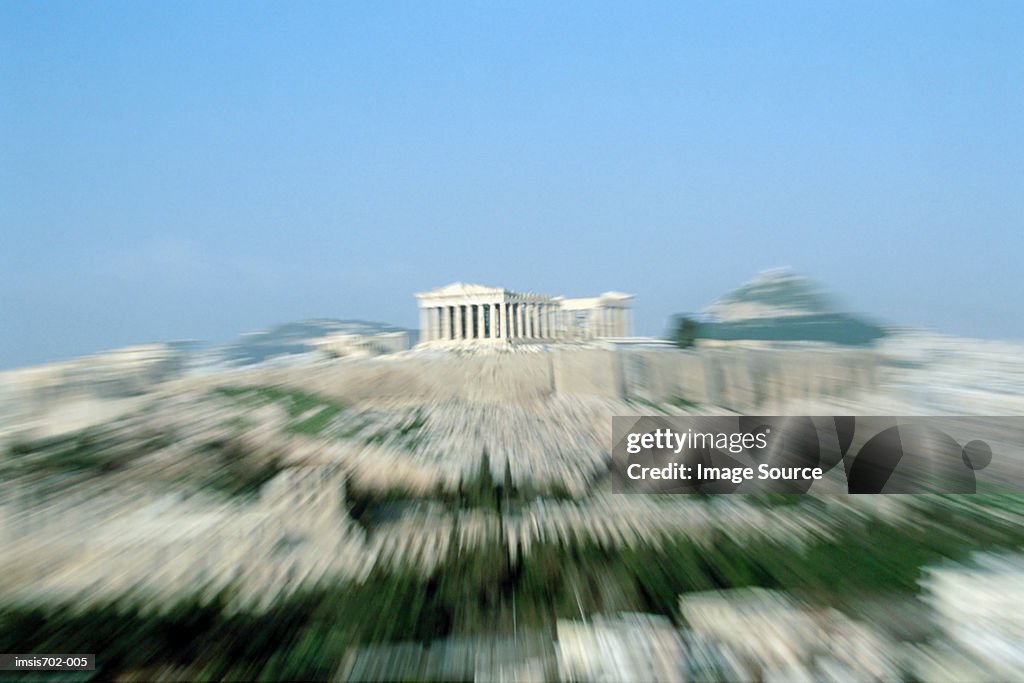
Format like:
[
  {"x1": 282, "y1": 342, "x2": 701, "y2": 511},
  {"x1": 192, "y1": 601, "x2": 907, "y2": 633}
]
[
  {"x1": 698, "y1": 269, "x2": 886, "y2": 346},
  {"x1": 199, "y1": 319, "x2": 415, "y2": 368},
  {"x1": 704, "y1": 268, "x2": 837, "y2": 322}
]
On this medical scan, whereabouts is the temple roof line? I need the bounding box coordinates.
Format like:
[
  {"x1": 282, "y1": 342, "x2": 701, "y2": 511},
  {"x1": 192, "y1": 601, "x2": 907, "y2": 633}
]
[{"x1": 416, "y1": 282, "x2": 633, "y2": 301}]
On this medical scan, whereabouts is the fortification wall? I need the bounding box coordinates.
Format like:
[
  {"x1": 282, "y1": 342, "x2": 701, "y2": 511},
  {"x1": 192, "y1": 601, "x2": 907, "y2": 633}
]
[
  {"x1": 617, "y1": 346, "x2": 878, "y2": 411},
  {"x1": 2, "y1": 345, "x2": 881, "y2": 434},
  {"x1": 260, "y1": 345, "x2": 879, "y2": 411},
  {"x1": 551, "y1": 349, "x2": 623, "y2": 398}
]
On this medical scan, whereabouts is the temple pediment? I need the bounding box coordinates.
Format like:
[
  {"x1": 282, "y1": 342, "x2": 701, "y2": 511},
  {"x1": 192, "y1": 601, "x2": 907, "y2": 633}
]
[{"x1": 416, "y1": 282, "x2": 506, "y2": 299}]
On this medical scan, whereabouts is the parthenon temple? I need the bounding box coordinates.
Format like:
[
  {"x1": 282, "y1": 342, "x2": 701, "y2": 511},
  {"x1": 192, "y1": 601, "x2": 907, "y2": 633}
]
[{"x1": 416, "y1": 283, "x2": 633, "y2": 345}]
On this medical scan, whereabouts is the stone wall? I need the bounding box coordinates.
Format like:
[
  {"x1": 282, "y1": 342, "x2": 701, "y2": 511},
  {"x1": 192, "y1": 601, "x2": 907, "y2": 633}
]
[
  {"x1": 551, "y1": 348, "x2": 624, "y2": 398},
  {"x1": 253, "y1": 345, "x2": 878, "y2": 412},
  {"x1": 618, "y1": 346, "x2": 879, "y2": 411},
  {"x1": 1, "y1": 345, "x2": 880, "y2": 434}
]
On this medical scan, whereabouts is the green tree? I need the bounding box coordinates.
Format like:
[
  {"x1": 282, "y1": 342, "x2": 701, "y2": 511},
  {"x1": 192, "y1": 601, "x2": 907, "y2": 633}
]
[{"x1": 670, "y1": 315, "x2": 702, "y2": 349}]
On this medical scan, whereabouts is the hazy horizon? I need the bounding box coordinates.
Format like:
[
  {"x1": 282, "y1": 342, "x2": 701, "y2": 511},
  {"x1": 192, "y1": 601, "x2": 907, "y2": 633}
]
[
  {"x1": 3, "y1": 2, "x2": 1022, "y2": 368},
  {"x1": 0, "y1": 265, "x2": 1010, "y2": 370}
]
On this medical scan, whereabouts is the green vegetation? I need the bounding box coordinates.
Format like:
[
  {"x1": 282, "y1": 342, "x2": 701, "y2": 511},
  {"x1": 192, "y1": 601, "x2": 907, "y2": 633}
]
[
  {"x1": 4, "y1": 429, "x2": 137, "y2": 477},
  {"x1": 699, "y1": 313, "x2": 886, "y2": 346},
  {"x1": 670, "y1": 315, "x2": 702, "y2": 349},
  {"x1": 4, "y1": 495, "x2": 1023, "y2": 681},
  {"x1": 667, "y1": 394, "x2": 699, "y2": 409},
  {"x1": 215, "y1": 386, "x2": 347, "y2": 436},
  {"x1": 624, "y1": 393, "x2": 701, "y2": 414},
  {"x1": 195, "y1": 436, "x2": 283, "y2": 499},
  {"x1": 218, "y1": 386, "x2": 438, "y2": 452},
  {"x1": 624, "y1": 395, "x2": 668, "y2": 414},
  {"x1": 395, "y1": 409, "x2": 428, "y2": 450},
  {"x1": 4, "y1": 422, "x2": 282, "y2": 501},
  {"x1": 347, "y1": 451, "x2": 575, "y2": 528}
]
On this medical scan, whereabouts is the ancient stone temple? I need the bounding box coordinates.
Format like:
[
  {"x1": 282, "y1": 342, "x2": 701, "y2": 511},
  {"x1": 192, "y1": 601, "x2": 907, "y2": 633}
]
[{"x1": 415, "y1": 283, "x2": 633, "y2": 345}]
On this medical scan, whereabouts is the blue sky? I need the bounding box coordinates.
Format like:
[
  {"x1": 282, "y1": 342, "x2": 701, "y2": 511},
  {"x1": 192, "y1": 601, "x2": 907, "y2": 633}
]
[{"x1": 2, "y1": 2, "x2": 1022, "y2": 367}]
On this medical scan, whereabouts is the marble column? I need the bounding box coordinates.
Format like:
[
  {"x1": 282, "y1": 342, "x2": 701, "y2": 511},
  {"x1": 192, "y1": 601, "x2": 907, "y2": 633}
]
[
  {"x1": 476, "y1": 304, "x2": 484, "y2": 339},
  {"x1": 493, "y1": 303, "x2": 502, "y2": 339}
]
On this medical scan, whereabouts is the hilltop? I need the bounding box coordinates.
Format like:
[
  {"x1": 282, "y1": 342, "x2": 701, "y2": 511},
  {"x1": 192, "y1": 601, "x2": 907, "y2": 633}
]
[
  {"x1": 705, "y1": 268, "x2": 838, "y2": 321},
  {"x1": 697, "y1": 269, "x2": 887, "y2": 346},
  {"x1": 199, "y1": 319, "x2": 415, "y2": 368}
]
